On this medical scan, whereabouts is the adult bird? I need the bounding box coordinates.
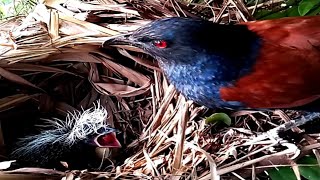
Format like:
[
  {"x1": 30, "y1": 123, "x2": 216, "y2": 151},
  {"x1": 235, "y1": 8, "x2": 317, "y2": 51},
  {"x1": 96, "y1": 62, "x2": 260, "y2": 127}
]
[
  {"x1": 10, "y1": 103, "x2": 121, "y2": 169},
  {"x1": 103, "y1": 16, "x2": 320, "y2": 113}
]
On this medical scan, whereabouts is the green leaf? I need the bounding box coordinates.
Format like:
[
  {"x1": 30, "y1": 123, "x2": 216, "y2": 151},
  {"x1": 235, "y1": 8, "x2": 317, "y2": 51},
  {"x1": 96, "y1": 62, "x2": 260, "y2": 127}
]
[
  {"x1": 298, "y1": 156, "x2": 320, "y2": 180},
  {"x1": 306, "y1": 5, "x2": 320, "y2": 16},
  {"x1": 286, "y1": 6, "x2": 300, "y2": 17},
  {"x1": 0, "y1": 0, "x2": 12, "y2": 5},
  {"x1": 298, "y1": 0, "x2": 320, "y2": 16},
  {"x1": 205, "y1": 113, "x2": 231, "y2": 125},
  {"x1": 268, "y1": 167, "x2": 297, "y2": 180},
  {"x1": 254, "y1": 9, "x2": 273, "y2": 19},
  {"x1": 0, "y1": 6, "x2": 4, "y2": 18},
  {"x1": 254, "y1": 0, "x2": 303, "y2": 20},
  {"x1": 286, "y1": 0, "x2": 303, "y2": 7}
]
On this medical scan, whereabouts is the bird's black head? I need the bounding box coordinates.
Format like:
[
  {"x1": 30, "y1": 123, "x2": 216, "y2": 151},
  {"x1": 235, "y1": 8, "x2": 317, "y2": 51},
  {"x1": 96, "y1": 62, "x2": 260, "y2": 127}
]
[
  {"x1": 104, "y1": 17, "x2": 259, "y2": 65},
  {"x1": 104, "y1": 18, "x2": 209, "y2": 64}
]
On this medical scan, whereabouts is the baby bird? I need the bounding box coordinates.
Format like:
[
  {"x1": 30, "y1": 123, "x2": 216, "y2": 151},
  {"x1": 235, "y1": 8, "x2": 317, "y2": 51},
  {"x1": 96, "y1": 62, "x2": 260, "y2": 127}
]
[{"x1": 10, "y1": 102, "x2": 121, "y2": 169}]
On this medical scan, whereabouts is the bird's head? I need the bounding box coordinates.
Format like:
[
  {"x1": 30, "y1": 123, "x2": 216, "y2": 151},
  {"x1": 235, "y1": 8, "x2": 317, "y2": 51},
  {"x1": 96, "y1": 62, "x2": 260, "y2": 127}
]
[
  {"x1": 104, "y1": 17, "x2": 220, "y2": 64},
  {"x1": 62, "y1": 102, "x2": 121, "y2": 149},
  {"x1": 103, "y1": 17, "x2": 258, "y2": 65}
]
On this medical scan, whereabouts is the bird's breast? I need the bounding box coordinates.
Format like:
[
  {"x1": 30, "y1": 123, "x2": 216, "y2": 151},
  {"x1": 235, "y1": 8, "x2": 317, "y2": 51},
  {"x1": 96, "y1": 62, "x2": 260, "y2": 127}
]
[{"x1": 158, "y1": 58, "x2": 245, "y2": 109}]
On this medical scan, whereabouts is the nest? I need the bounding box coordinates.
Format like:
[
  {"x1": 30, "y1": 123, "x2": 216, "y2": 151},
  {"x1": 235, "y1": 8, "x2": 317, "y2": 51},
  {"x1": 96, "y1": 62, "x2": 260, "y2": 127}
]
[{"x1": 1, "y1": 0, "x2": 320, "y2": 179}]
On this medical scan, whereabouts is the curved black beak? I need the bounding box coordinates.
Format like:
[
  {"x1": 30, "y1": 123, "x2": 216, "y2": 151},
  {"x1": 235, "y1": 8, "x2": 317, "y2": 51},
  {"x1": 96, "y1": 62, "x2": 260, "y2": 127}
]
[{"x1": 102, "y1": 33, "x2": 136, "y2": 47}]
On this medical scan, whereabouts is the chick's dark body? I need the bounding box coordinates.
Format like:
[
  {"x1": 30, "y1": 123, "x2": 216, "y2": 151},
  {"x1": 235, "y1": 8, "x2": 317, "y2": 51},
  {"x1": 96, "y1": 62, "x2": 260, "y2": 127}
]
[
  {"x1": 12, "y1": 133, "x2": 97, "y2": 169},
  {"x1": 105, "y1": 16, "x2": 320, "y2": 111}
]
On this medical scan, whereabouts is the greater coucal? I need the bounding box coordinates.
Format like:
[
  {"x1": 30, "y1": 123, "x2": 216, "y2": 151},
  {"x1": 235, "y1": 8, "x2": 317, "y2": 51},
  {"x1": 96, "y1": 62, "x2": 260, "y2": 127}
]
[{"x1": 103, "y1": 16, "x2": 320, "y2": 112}]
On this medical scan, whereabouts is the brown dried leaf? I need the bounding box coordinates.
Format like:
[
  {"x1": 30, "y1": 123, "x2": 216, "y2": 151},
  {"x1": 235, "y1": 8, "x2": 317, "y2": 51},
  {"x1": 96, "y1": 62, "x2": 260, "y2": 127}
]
[
  {"x1": 0, "y1": 94, "x2": 33, "y2": 112},
  {"x1": 63, "y1": 0, "x2": 139, "y2": 15},
  {"x1": 59, "y1": 14, "x2": 119, "y2": 36},
  {"x1": 1, "y1": 63, "x2": 76, "y2": 75},
  {"x1": 47, "y1": 52, "x2": 100, "y2": 63},
  {"x1": 0, "y1": 67, "x2": 43, "y2": 90},
  {"x1": 59, "y1": 21, "x2": 98, "y2": 35},
  {"x1": 4, "y1": 167, "x2": 64, "y2": 175},
  {"x1": 117, "y1": 49, "x2": 160, "y2": 71},
  {"x1": 94, "y1": 83, "x2": 150, "y2": 97},
  {"x1": 0, "y1": 174, "x2": 58, "y2": 180},
  {"x1": 100, "y1": 57, "x2": 150, "y2": 87}
]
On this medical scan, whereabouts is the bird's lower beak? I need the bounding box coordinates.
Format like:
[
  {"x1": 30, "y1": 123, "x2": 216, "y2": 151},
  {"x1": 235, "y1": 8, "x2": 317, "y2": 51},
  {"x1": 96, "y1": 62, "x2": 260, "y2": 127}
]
[{"x1": 103, "y1": 33, "x2": 136, "y2": 47}]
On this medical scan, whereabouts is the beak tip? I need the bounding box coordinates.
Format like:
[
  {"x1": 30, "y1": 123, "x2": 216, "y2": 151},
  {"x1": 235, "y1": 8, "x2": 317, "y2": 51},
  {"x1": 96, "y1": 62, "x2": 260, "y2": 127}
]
[
  {"x1": 102, "y1": 39, "x2": 114, "y2": 47},
  {"x1": 102, "y1": 33, "x2": 134, "y2": 47}
]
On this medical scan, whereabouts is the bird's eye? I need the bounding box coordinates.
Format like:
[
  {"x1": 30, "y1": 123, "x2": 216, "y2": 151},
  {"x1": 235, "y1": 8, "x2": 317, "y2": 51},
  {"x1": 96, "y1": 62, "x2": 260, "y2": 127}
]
[{"x1": 153, "y1": 40, "x2": 167, "y2": 49}]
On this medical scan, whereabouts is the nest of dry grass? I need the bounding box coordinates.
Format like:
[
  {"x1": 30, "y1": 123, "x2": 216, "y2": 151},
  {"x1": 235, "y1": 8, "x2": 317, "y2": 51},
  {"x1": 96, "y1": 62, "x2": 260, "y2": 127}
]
[{"x1": 1, "y1": 0, "x2": 320, "y2": 179}]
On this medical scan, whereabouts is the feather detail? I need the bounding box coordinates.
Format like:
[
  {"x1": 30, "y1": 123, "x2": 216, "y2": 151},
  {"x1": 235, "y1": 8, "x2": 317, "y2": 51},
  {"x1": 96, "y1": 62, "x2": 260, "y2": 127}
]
[
  {"x1": 242, "y1": 16, "x2": 320, "y2": 50},
  {"x1": 220, "y1": 16, "x2": 320, "y2": 109}
]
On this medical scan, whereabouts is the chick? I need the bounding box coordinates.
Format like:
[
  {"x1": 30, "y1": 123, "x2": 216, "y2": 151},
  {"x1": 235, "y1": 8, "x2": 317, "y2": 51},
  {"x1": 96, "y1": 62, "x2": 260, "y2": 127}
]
[{"x1": 10, "y1": 102, "x2": 121, "y2": 169}]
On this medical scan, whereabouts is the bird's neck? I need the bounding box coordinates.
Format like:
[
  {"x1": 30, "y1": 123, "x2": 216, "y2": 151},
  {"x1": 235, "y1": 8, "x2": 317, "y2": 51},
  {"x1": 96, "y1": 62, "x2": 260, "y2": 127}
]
[{"x1": 157, "y1": 37, "x2": 261, "y2": 108}]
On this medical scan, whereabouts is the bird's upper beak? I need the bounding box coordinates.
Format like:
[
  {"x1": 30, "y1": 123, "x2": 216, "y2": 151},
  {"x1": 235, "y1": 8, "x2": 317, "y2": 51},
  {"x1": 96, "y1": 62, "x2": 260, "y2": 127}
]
[{"x1": 103, "y1": 33, "x2": 138, "y2": 47}]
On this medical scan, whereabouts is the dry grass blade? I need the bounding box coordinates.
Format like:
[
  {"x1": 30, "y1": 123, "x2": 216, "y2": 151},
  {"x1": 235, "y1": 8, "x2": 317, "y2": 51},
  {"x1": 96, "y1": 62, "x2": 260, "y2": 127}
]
[
  {"x1": 142, "y1": 85, "x2": 177, "y2": 137},
  {"x1": 290, "y1": 160, "x2": 301, "y2": 180},
  {"x1": 143, "y1": 148, "x2": 162, "y2": 177},
  {"x1": 206, "y1": 149, "x2": 296, "y2": 179},
  {"x1": 48, "y1": 10, "x2": 60, "y2": 40},
  {"x1": 172, "y1": 99, "x2": 189, "y2": 172},
  {"x1": 185, "y1": 142, "x2": 218, "y2": 180}
]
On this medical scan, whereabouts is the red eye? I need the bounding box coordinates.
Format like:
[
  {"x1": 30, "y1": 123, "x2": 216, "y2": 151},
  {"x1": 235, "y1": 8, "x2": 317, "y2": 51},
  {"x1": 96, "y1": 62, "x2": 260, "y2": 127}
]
[{"x1": 153, "y1": 40, "x2": 167, "y2": 49}]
